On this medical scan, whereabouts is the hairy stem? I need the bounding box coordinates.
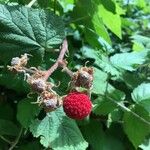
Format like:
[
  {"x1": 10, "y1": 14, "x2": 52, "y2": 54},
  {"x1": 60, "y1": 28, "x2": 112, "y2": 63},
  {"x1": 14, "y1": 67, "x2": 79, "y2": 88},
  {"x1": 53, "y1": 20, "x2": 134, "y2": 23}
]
[
  {"x1": 9, "y1": 127, "x2": 23, "y2": 150},
  {"x1": 62, "y1": 66, "x2": 74, "y2": 77},
  {"x1": 43, "y1": 39, "x2": 68, "y2": 80},
  {"x1": 107, "y1": 96, "x2": 150, "y2": 126},
  {"x1": 27, "y1": 0, "x2": 37, "y2": 7},
  {"x1": 0, "y1": 135, "x2": 12, "y2": 145}
]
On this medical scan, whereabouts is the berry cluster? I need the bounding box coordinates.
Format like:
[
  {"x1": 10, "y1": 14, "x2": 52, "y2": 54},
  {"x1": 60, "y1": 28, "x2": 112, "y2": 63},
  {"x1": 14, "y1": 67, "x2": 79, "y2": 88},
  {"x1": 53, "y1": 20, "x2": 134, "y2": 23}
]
[{"x1": 8, "y1": 40, "x2": 94, "y2": 120}]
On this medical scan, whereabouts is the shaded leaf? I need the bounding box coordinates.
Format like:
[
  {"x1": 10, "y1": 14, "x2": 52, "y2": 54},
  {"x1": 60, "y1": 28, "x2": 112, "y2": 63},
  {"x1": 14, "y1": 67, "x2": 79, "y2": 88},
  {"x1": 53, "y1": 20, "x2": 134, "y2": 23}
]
[
  {"x1": 123, "y1": 105, "x2": 150, "y2": 148},
  {"x1": 17, "y1": 98, "x2": 40, "y2": 128},
  {"x1": 0, "y1": 72, "x2": 29, "y2": 93},
  {"x1": 93, "y1": 86, "x2": 125, "y2": 115},
  {"x1": 0, "y1": 103, "x2": 14, "y2": 120},
  {"x1": 0, "y1": 119, "x2": 19, "y2": 136},
  {"x1": 19, "y1": 141, "x2": 42, "y2": 150},
  {"x1": 81, "y1": 120, "x2": 125, "y2": 150},
  {"x1": 81, "y1": 120, "x2": 105, "y2": 150}
]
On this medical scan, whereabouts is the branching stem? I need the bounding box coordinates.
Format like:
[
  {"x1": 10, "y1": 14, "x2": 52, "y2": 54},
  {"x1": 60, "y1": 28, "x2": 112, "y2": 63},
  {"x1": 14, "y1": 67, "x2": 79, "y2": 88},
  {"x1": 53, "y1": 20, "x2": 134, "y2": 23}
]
[
  {"x1": 9, "y1": 39, "x2": 73, "y2": 80},
  {"x1": 62, "y1": 66, "x2": 74, "y2": 77},
  {"x1": 43, "y1": 39, "x2": 69, "y2": 80}
]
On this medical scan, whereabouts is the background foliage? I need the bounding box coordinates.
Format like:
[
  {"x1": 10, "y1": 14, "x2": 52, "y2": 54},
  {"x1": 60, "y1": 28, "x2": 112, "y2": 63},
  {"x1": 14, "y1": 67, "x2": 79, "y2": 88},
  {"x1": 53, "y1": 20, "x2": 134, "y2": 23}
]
[{"x1": 0, "y1": 0, "x2": 150, "y2": 149}]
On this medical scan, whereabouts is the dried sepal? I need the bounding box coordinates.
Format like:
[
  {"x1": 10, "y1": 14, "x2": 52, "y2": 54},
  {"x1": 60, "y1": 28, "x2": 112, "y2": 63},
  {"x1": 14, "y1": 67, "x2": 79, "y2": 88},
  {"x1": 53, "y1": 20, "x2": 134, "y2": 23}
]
[
  {"x1": 27, "y1": 75, "x2": 54, "y2": 93},
  {"x1": 8, "y1": 53, "x2": 30, "y2": 73},
  {"x1": 36, "y1": 91, "x2": 62, "y2": 112},
  {"x1": 71, "y1": 67, "x2": 94, "y2": 89},
  {"x1": 29, "y1": 78, "x2": 47, "y2": 92}
]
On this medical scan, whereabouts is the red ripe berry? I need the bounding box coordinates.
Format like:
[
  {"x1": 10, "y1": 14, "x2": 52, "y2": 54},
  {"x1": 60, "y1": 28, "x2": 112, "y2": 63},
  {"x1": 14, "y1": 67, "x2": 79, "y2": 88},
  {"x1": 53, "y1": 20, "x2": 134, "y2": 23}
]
[{"x1": 63, "y1": 92, "x2": 92, "y2": 120}]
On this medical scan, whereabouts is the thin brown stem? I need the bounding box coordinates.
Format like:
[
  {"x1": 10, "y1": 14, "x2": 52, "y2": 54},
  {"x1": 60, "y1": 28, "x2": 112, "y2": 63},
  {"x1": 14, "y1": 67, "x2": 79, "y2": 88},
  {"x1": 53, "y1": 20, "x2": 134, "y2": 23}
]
[
  {"x1": 62, "y1": 66, "x2": 74, "y2": 77},
  {"x1": 22, "y1": 67, "x2": 37, "y2": 74},
  {"x1": 43, "y1": 39, "x2": 68, "y2": 80}
]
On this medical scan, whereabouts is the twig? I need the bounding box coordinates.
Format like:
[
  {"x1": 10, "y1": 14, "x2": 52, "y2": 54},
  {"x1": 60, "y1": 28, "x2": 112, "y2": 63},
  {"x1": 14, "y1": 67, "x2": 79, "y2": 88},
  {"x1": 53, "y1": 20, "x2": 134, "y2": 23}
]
[
  {"x1": 22, "y1": 67, "x2": 37, "y2": 74},
  {"x1": 104, "y1": 76, "x2": 150, "y2": 126},
  {"x1": 27, "y1": 0, "x2": 37, "y2": 7},
  {"x1": 0, "y1": 135, "x2": 12, "y2": 145},
  {"x1": 9, "y1": 127, "x2": 23, "y2": 150},
  {"x1": 43, "y1": 39, "x2": 68, "y2": 80},
  {"x1": 62, "y1": 66, "x2": 74, "y2": 77},
  {"x1": 107, "y1": 96, "x2": 150, "y2": 126}
]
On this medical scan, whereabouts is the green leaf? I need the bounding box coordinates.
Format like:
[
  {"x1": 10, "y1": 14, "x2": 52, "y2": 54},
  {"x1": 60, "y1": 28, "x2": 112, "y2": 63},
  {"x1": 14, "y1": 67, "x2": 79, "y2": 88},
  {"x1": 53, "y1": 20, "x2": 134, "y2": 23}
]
[
  {"x1": 81, "y1": 120, "x2": 125, "y2": 150},
  {"x1": 0, "y1": 103, "x2": 14, "y2": 120},
  {"x1": 131, "y1": 35, "x2": 150, "y2": 49},
  {"x1": 110, "y1": 51, "x2": 147, "y2": 71},
  {"x1": 97, "y1": 0, "x2": 122, "y2": 38},
  {"x1": 19, "y1": 141, "x2": 42, "y2": 150},
  {"x1": 80, "y1": 46, "x2": 119, "y2": 76},
  {"x1": 102, "y1": 134, "x2": 125, "y2": 150},
  {"x1": 132, "y1": 83, "x2": 150, "y2": 113},
  {"x1": 0, "y1": 119, "x2": 19, "y2": 136},
  {"x1": 72, "y1": 0, "x2": 111, "y2": 44},
  {"x1": 0, "y1": 4, "x2": 65, "y2": 65},
  {"x1": 37, "y1": 0, "x2": 50, "y2": 8},
  {"x1": 0, "y1": 72, "x2": 29, "y2": 93},
  {"x1": 109, "y1": 109, "x2": 123, "y2": 122},
  {"x1": 57, "y1": 0, "x2": 74, "y2": 12},
  {"x1": 81, "y1": 120, "x2": 105, "y2": 150},
  {"x1": 132, "y1": 83, "x2": 150, "y2": 103},
  {"x1": 93, "y1": 86, "x2": 125, "y2": 115},
  {"x1": 100, "y1": 55, "x2": 120, "y2": 76},
  {"x1": 136, "y1": 0, "x2": 146, "y2": 9},
  {"x1": 123, "y1": 105, "x2": 150, "y2": 148},
  {"x1": 122, "y1": 72, "x2": 145, "y2": 89},
  {"x1": 132, "y1": 42, "x2": 145, "y2": 52},
  {"x1": 17, "y1": 98, "x2": 40, "y2": 128},
  {"x1": 30, "y1": 107, "x2": 88, "y2": 149},
  {"x1": 92, "y1": 68, "x2": 108, "y2": 95},
  {"x1": 84, "y1": 28, "x2": 113, "y2": 52},
  {"x1": 139, "y1": 138, "x2": 150, "y2": 150},
  {"x1": 80, "y1": 46, "x2": 101, "y2": 65}
]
